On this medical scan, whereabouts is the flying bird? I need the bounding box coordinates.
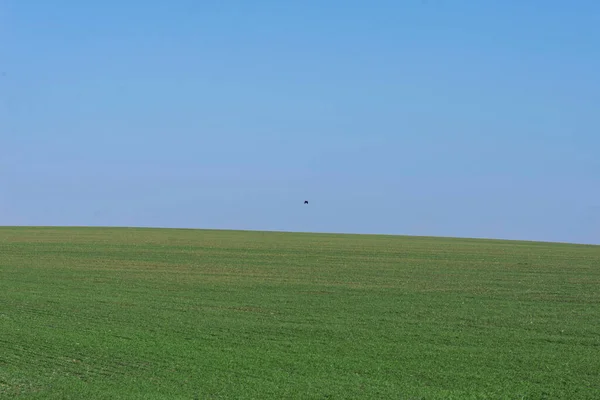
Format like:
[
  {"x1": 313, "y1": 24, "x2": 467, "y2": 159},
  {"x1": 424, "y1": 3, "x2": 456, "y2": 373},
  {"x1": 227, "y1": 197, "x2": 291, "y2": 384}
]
[{"x1": 304, "y1": 200, "x2": 308, "y2": 204}]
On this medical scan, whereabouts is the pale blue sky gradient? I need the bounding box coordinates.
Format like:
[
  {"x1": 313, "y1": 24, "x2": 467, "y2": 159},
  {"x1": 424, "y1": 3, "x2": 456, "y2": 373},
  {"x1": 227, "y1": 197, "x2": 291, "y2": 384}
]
[{"x1": 2, "y1": 1, "x2": 599, "y2": 244}]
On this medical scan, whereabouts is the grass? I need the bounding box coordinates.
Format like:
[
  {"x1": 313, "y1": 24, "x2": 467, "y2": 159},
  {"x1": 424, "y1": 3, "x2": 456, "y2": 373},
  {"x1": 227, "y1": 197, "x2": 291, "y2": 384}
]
[{"x1": 1, "y1": 226, "x2": 599, "y2": 399}]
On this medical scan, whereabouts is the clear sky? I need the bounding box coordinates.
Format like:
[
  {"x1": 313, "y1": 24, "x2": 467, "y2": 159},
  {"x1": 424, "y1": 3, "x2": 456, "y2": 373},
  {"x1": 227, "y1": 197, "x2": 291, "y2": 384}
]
[{"x1": 2, "y1": 1, "x2": 599, "y2": 244}]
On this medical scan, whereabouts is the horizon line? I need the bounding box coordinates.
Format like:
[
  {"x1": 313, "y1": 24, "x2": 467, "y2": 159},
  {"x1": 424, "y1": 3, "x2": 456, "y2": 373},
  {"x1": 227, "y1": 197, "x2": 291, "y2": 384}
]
[{"x1": 1, "y1": 224, "x2": 597, "y2": 247}]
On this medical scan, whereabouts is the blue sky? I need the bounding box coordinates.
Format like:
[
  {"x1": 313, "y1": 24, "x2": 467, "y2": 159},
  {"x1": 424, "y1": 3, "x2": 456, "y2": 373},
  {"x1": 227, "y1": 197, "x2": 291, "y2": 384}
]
[{"x1": 2, "y1": 1, "x2": 599, "y2": 244}]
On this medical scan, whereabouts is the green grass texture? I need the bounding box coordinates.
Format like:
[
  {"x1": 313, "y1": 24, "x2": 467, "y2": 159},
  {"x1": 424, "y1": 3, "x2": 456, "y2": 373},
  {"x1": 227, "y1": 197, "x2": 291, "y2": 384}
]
[{"x1": 1, "y1": 226, "x2": 599, "y2": 399}]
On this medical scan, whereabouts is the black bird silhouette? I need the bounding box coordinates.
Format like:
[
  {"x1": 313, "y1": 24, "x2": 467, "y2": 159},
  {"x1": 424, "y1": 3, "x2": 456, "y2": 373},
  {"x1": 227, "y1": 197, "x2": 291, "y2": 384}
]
[{"x1": 304, "y1": 200, "x2": 308, "y2": 204}]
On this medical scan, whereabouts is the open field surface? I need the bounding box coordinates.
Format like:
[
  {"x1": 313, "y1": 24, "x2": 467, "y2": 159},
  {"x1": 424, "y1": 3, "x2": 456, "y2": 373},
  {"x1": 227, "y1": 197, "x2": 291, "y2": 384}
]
[{"x1": 1, "y1": 226, "x2": 599, "y2": 399}]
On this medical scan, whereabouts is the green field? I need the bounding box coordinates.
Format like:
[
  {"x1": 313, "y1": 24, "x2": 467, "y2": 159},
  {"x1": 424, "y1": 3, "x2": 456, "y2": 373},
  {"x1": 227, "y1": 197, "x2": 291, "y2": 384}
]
[{"x1": 1, "y1": 227, "x2": 599, "y2": 399}]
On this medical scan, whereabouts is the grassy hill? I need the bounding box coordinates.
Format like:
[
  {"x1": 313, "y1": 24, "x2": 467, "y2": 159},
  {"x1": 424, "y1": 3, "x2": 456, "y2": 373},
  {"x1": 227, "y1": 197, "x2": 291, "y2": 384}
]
[{"x1": 1, "y1": 226, "x2": 599, "y2": 399}]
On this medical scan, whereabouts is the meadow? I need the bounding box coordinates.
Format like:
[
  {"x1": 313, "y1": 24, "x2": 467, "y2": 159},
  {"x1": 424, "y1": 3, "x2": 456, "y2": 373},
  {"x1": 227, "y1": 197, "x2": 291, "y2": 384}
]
[{"x1": 1, "y1": 226, "x2": 599, "y2": 399}]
